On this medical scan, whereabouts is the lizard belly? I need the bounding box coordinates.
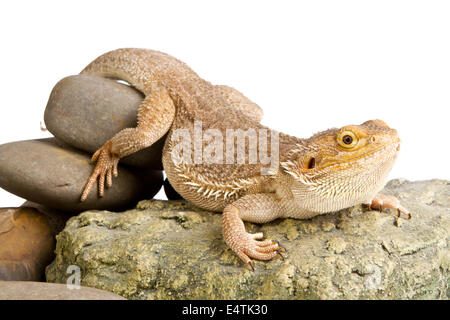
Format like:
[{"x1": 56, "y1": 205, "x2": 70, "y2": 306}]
[
  {"x1": 162, "y1": 131, "x2": 270, "y2": 212},
  {"x1": 162, "y1": 132, "x2": 234, "y2": 212}
]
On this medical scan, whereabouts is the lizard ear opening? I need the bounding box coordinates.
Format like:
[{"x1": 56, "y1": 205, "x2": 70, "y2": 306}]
[
  {"x1": 307, "y1": 157, "x2": 316, "y2": 169},
  {"x1": 281, "y1": 152, "x2": 320, "y2": 181}
]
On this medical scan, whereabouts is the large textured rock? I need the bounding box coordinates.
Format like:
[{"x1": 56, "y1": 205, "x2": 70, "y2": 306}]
[
  {"x1": 0, "y1": 138, "x2": 163, "y2": 212},
  {"x1": 0, "y1": 207, "x2": 56, "y2": 281},
  {"x1": 0, "y1": 281, "x2": 125, "y2": 300},
  {"x1": 46, "y1": 180, "x2": 449, "y2": 299},
  {"x1": 44, "y1": 74, "x2": 165, "y2": 170}
]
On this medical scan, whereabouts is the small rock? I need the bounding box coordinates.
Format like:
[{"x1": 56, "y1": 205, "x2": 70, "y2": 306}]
[
  {"x1": 20, "y1": 201, "x2": 73, "y2": 236},
  {"x1": 0, "y1": 138, "x2": 163, "y2": 212},
  {"x1": 0, "y1": 281, "x2": 125, "y2": 300},
  {"x1": 44, "y1": 74, "x2": 165, "y2": 170},
  {"x1": 0, "y1": 207, "x2": 55, "y2": 281}
]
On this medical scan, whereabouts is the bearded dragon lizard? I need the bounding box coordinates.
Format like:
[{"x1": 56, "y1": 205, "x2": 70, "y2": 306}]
[{"x1": 79, "y1": 48, "x2": 410, "y2": 270}]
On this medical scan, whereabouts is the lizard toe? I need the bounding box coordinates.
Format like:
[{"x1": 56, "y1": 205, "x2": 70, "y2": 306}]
[
  {"x1": 254, "y1": 243, "x2": 280, "y2": 254},
  {"x1": 271, "y1": 240, "x2": 286, "y2": 252},
  {"x1": 251, "y1": 232, "x2": 264, "y2": 240},
  {"x1": 245, "y1": 247, "x2": 279, "y2": 261}
]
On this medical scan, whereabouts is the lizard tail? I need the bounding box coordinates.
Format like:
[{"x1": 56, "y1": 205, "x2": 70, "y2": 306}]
[{"x1": 80, "y1": 48, "x2": 155, "y2": 94}]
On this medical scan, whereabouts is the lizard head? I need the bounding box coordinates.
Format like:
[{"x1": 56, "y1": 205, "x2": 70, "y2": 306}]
[{"x1": 281, "y1": 119, "x2": 400, "y2": 212}]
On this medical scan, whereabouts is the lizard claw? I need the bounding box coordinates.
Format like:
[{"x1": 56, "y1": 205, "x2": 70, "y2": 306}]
[
  {"x1": 276, "y1": 252, "x2": 285, "y2": 261},
  {"x1": 369, "y1": 193, "x2": 411, "y2": 226},
  {"x1": 272, "y1": 240, "x2": 287, "y2": 252},
  {"x1": 80, "y1": 142, "x2": 119, "y2": 202}
]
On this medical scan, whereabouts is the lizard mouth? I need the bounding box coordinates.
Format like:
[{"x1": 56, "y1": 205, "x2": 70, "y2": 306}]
[
  {"x1": 323, "y1": 142, "x2": 399, "y2": 169},
  {"x1": 353, "y1": 142, "x2": 399, "y2": 164}
]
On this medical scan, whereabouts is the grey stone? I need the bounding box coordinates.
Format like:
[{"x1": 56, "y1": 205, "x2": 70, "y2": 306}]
[
  {"x1": 0, "y1": 138, "x2": 163, "y2": 212},
  {"x1": 0, "y1": 281, "x2": 125, "y2": 300},
  {"x1": 46, "y1": 179, "x2": 449, "y2": 299},
  {"x1": 44, "y1": 74, "x2": 165, "y2": 170}
]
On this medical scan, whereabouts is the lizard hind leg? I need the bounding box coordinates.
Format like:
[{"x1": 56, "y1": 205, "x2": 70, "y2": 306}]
[
  {"x1": 80, "y1": 86, "x2": 175, "y2": 201},
  {"x1": 222, "y1": 193, "x2": 284, "y2": 270}
]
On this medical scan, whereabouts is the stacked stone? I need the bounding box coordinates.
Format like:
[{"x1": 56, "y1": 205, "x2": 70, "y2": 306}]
[{"x1": 0, "y1": 75, "x2": 170, "y2": 283}]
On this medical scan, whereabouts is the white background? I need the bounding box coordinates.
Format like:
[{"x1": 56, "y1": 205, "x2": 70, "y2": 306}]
[{"x1": 0, "y1": 0, "x2": 449, "y2": 207}]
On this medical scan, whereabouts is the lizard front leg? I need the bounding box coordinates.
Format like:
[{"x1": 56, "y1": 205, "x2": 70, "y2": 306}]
[
  {"x1": 223, "y1": 193, "x2": 285, "y2": 270},
  {"x1": 367, "y1": 193, "x2": 411, "y2": 226},
  {"x1": 80, "y1": 86, "x2": 175, "y2": 201}
]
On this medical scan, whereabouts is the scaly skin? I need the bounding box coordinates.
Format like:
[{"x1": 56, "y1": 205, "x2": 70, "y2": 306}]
[{"x1": 79, "y1": 48, "x2": 410, "y2": 270}]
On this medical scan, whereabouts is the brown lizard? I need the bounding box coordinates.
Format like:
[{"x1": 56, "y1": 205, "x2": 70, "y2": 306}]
[{"x1": 79, "y1": 48, "x2": 410, "y2": 269}]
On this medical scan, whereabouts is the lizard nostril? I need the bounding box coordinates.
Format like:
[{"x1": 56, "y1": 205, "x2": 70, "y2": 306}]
[{"x1": 371, "y1": 136, "x2": 376, "y2": 143}]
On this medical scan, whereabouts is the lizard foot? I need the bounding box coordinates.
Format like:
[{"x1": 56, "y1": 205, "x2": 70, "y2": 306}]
[
  {"x1": 368, "y1": 194, "x2": 411, "y2": 226},
  {"x1": 233, "y1": 233, "x2": 285, "y2": 271},
  {"x1": 80, "y1": 141, "x2": 119, "y2": 201},
  {"x1": 223, "y1": 205, "x2": 285, "y2": 271}
]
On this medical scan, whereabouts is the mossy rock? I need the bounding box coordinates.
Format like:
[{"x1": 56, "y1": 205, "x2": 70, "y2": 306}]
[{"x1": 46, "y1": 179, "x2": 449, "y2": 299}]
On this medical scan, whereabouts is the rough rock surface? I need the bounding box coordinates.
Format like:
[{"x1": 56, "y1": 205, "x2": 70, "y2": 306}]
[
  {"x1": 0, "y1": 281, "x2": 125, "y2": 300},
  {"x1": 46, "y1": 180, "x2": 449, "y2": 299},
  {"x1": 44, "y1": 74, "x2": 165, "y2": 170},
  {"x1": 0, "y1": 207, "x2": 56, "y2": 281},
  {"x1": 0, "y1": 138, "x2": 163, "y2": 212}
]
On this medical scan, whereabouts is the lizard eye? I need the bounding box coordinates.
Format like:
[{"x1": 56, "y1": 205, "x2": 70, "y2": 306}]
[
  {"x1": 342, "y1": 135, "x2": 353, "y2": 145},
  {"x1": 337, "y1": 130, "x2": 358, "y2": 149}
]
